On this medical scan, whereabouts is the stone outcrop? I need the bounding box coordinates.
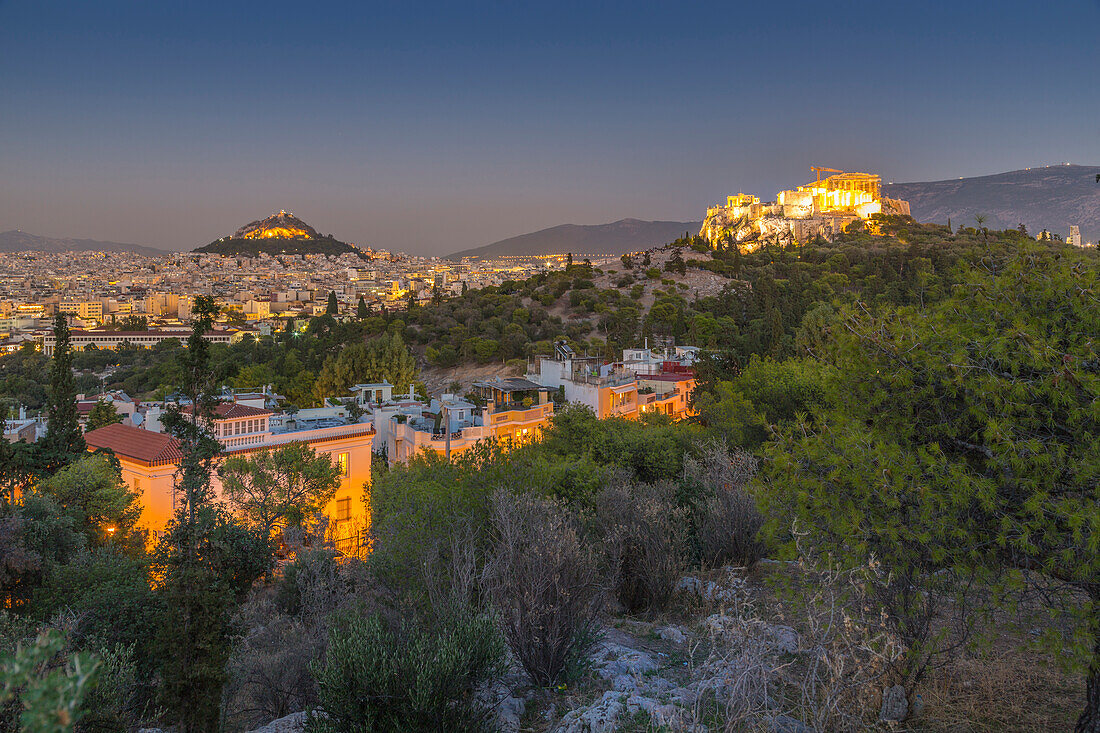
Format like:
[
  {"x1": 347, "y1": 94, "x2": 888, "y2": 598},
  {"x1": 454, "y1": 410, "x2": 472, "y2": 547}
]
[{"x1": 700, "y1": 169, "x2": 911, "y2": 249}]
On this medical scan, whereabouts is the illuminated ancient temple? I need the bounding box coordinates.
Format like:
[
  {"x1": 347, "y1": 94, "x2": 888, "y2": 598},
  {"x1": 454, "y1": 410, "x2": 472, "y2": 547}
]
[{"x1": 700, "y1": 167, "x2": 910, "y2": 248}]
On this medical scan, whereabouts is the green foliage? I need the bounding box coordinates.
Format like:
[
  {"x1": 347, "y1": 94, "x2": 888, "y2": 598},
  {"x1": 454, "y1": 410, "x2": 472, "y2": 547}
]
[
  {"x1": 218, "y1": 443, "x2": 342, "y2": 535},
  {"x1": 538, "y1": 404, "x2": 700, "y2": 487},
  {"x1": 84, "y1": 399, "x2": 121, "y2": 432},
  {"x1": 30, "y1": 550, "x2": 161, "y2": 672},
  {"x1": 0, "y1": 345, "x2": 49, "y2": 410},
  {"x1": 35, "y1": 454, "x2": 144, "y2": 552},
  {"x1": 308, "y1": 607, "x2": 504, "y2": 732},
  {"x1": 151, "y1": 297, "x2": 274, "y2": 732},
  {"x1": 39, "y1": 314, "x2": 85, "y2": 475},
  {"x1": 0, "y1": 493, "x2": 85, "y2": 609},
  {"x1": 314, "y1": 332, "x2": 417, "y2": 400},
  {"x1": 195, "y1": 234, "x2": 361, "y2": 258},
  {"x1": 151, "y1": 505, "x2": 272, "y2": 731},
  {"x1": 760, "y1": 247, "x2": 1100, "y2": 714},
  {"x1": 275, "y1": 547, "x2": 344, "y2": 618},
  {"x1": 0, "y1": 629, "x2": 100, "y2": 733}
]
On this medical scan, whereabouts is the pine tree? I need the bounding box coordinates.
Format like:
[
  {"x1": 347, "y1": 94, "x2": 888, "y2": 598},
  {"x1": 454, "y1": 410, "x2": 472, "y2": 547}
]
[
  {"x1": 39, "y1": 313, "x2": 85, "y2": 474},
  {"x1": 85, "y1": 399, "x2": 122, "y2": 432},
  {"x1": 356, "y1": 295, "x2": 369, "y2": 319},
  {"x1": 326, "y1": 291, "x2": 338, "y2": 316}
]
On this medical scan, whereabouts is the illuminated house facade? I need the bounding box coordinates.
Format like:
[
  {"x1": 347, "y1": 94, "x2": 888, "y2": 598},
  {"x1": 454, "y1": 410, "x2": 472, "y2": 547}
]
[
  {"x1": 385, "y1": 380, "x2": 555, "y2": 465},
  {"x1": 527, "y1": 341, "x2": 699, "y2": 422},
  {"x1": 527, "y1": 342, "x2": 639, "y2": 420},
  {"x1": 84, "y1": 396, "x2": 374, "y2": 552}
]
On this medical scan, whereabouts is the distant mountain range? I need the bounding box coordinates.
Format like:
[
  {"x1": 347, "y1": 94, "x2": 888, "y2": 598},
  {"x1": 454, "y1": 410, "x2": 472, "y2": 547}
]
[
  {"x1": 447, "y1": 218, "x2": 702, "y2": 260},
  {"x1": 0, "y1": 230, "x2": 171, "y2": 256},
  {"x1": 884, "y1": 164, "x2": 1100, "y2": 244},
  {"x1": 448, "y1": 165, "x2": 1099, "y2": 260}
]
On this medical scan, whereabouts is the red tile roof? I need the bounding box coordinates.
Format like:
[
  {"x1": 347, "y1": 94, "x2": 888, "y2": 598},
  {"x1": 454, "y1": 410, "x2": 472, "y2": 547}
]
[{"x1": 84, "y1": 423, "x2": 183, "y2": 465}]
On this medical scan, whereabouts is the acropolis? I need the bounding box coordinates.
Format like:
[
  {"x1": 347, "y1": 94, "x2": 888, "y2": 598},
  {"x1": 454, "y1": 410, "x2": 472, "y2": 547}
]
[{"x1": 700, "y1": 167, "x2": 911, "y2": 249}]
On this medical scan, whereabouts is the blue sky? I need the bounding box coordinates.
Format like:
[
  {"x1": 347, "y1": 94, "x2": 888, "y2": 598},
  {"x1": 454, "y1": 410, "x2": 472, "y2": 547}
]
[{"x1": 1, "y1": 0, "x2": 1098, "y2": 254}]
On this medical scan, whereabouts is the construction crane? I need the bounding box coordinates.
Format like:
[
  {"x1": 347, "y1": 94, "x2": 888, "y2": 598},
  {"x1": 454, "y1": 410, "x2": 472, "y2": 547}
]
[{"x1": 810, "y1": 166, "x2": 843, "y2": 184}]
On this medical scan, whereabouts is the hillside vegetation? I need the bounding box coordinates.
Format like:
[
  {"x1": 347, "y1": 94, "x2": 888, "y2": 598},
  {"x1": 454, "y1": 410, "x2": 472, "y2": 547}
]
[
  {"x1": 194, "y1": 235, "x2": 365, "y2": 259},
  {"x1": 2, "y1": 217, "x2": 1098, "y2": 731}
]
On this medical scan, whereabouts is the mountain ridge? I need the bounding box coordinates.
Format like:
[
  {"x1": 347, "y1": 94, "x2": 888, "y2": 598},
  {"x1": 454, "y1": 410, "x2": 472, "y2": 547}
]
[
  {"x1": 0, "y1": 230, "x2": 172, "y2": 256},
  {"x1": 884, "y1": 164, "x2": 1099, "y2": 244},
  {"x1": 446, "y1": 218, "x2": 703, "y2": 260}
]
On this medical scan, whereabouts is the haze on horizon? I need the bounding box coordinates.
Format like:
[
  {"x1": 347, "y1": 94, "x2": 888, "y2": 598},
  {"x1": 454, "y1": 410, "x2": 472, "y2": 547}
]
[{"x1": 1, "y1": 0, "x2": 1097, "y2": 256}]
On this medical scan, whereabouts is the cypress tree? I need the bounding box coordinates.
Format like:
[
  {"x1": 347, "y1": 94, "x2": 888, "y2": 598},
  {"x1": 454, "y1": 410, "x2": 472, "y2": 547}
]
[
  {"x1": 326, "y1": 290, "x2": 338, "y2": 315},
  {"x1": 356, "y1": 295, "x2": 369, "y2": 319},
  {"x1": 153, "y1": 296, "x2": 271, "y2": 732},
  {"x1": 40, "y1": 313, "x2": 85, "y2": 473}
]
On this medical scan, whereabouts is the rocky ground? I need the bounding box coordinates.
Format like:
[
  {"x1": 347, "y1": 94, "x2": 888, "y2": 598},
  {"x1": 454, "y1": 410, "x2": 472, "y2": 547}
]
[{"x1": 232, "y1": 561, "x2": 1080, "y2": 733}]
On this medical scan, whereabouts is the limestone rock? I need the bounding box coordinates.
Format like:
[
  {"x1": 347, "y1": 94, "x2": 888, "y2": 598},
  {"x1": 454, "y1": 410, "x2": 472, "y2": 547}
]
[
  {"x1": 555, "y1": 690, "x2": 626, "y2": 733},
  {"x1": 769, "y1": 714, "x2": 813, "y2": 733},
  {"x1": 767, "y1": 625, "x2": 799, "y2": 654},
  {"x1": 657, "y1": 625, "x2": 686, "y2": 644},
  {"x1": 246, "y1": 711, "x2": 310, "y2": 733},
  {"x1": 591, "y1": 641, "x2": 658, "y2": 680},
  {"x1": 879, "y1": 685, "x2": 909, "y2": 722},
  {"x1": 677, "y1": 575, "x2": 744, "y2": 604}
]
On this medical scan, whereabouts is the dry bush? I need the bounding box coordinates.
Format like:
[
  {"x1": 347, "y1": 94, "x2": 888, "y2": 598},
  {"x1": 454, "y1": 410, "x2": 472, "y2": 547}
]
[
  {"x1": 691, "y1": 598, "x2": 780, "y2": 729},
  {"x1": 785, "y1": 555, "x2": 904, "y2": 732},
  {"x1": 683, "y1": 440, "x2": 763, "y2": 569},
  {"x1": 481, "y1": 490, "x2": 607, "y2": 685},
  {"x1": 223, "y1": 598, "x2": 324, "y2": 731},
  {"x1": 275, "y1": 548, "x2": 355, "y2": 625},
  {"x1": 593, "y1": 474, "x2": 688, "y2": 613}
]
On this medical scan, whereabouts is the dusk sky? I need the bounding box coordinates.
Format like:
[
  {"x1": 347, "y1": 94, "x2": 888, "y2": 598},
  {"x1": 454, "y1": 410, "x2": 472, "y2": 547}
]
[{"x1": 2, "y1": 0, "x2": 1098, "y2": 255}]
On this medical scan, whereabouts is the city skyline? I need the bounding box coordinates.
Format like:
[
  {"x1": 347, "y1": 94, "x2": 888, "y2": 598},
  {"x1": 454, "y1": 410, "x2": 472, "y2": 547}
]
[{"x1": 2, "y1": 0, "x2": 1099, "y2": 255}]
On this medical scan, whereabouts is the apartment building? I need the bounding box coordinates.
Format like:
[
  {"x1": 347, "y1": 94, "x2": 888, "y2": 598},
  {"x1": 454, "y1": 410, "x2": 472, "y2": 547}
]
[
  {"x1": 58, "y1": 300, "x2": 104, "y2": 322},
  {"x1": 84, "y1": 395, "x2": 374, "y2": 554},
  {"x1": 527, "y1": 342, "x2": 639, "y2": 419},
  {"x1": 382, "y1": 379, "x2": 555, "y2": 465}
]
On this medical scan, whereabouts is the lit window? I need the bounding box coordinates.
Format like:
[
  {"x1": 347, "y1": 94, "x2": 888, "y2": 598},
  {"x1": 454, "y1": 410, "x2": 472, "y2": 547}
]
[{"x1": 337, "y1": 452, "x2": 349, "y2": 477}]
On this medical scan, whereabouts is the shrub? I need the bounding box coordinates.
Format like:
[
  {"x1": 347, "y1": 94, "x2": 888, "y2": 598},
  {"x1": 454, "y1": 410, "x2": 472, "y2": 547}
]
[
  {"x1": 30, "y1": 550, "x2": 161, "y2": 670},
  {"x1": 79, "y1": 641, "x2": 148, "y2": 733},
  {"x1": 593, "y1": 476, "x2": 688, "y2": 613},
  {"x1": 276, "y1": 548, "x2": 351, "y2": 624},
  {"x1": 308, "y1": 607, "x2": 504, "y2": 732},
  {"x1": 0, "y1": 629, "x2": 100, "y2": 733},
  {"x1": 481, "y1": 491, "x2": 606, "y2": 685},
  {"x1": 682, "y1": 441, "x2": 763, "y2": 568},
  {"x1": 225, "y1": 601, "x2": 323, "y2": 731}
]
